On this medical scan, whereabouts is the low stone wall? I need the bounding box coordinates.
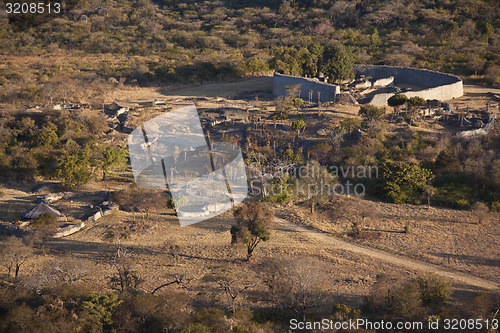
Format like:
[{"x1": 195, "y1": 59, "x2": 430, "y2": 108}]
[
  {"x1": 372, "y1": 76, "x2": 394, "y2": 87},
  {"x1": 457, "y1": 113, "x2": 496, "y2": 139},
  {"x1": 53, "y1": 222, "x2": 85, "y2": 238},
  {"x1": 355, "y1": 65, "x2": 463, "y2": 106},
  {"x1": 273, "y1": 73, "x2": 340, "y2": 102}
]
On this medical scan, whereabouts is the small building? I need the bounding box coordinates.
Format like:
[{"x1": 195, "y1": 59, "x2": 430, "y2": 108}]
[{"x1": 21, "y1": 202, "x2": 61, "y2": 220}]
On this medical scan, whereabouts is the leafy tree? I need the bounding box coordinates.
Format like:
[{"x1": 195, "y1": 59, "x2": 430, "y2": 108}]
[
  {"x1": 97, "y1": 146, "x2": 128, "y2": 181},
  {"x1": 231, "y1": 202, "x2": 274, "y2": 261},
  {"x1": 407, "y1": 96, "x2": 427, "y2": 125},
  {"x1": 243, "y1": 56, "x2": 269, "y2": 75},
  {"x1": 37, "y1": 128, "x2": 60, "y2": 148},
  {"x1": 80, "y1": 294, "x2": 123, "y2": 332},
  {"x1": 292, "y1": 98, "x2": 304, "y2": 111},
  {"x1": 340, "y1": 117, "x2": 361, "y2": 138},
  {"x1": 414, "y1": 273, "x2": 452, "y2": 314},
  {"x1": 387, "y1": 94, "x2": 408, "y2": 118},
  {"x1": 320, "y1": 43, "x2": 355, "y2": 82},
  {"x1": 34, "y1": 212, "x2": 57, "y2": 227},
  {"x1": 362, "y1": 273, "x2": 448, "y2": 319},
  {"x1": 56, "y1": 150, "x2": 91, "y2": 188},
  {"x1": 298, "y1": 160, "x2": 338, "y2": 213},
  {"x1": 359, "y1": 104, "x2": 385, "y2": 121},
  {"x1": 380, "y1": 160, "x2": 434, "y2": 204},
  {"x1": 281, "y1": 148, "x2": 304, "y2": 164},
  {"x1": 291, "y1": 119, "x2": 306, "y2": 136},
  {"x1": 407, "y1": 96, "x2": 426, "y2": 109}
]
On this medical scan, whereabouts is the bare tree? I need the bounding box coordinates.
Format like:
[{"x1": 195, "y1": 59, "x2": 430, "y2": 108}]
[
  {"x1": 264, "y1": 258, "x2": 326, "y2": 321},
  {"x1": 110, "y1": 247, "x2": 142, "y2": 292},
  {"x1": 0, "y1": 237, "x2": 33, "y2": 280},
  {"x1": 52, "y1": 256, "x2": 90, "y2": 284},
  {"x1": 218, "y1": 279, "x2": 255, "y2": 315},
  {"x1": 152, "y1": 274, "x2": 190, "y2": 295}
]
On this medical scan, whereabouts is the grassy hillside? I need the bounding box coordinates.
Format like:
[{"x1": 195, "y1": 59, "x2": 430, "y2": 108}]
[{"x1": 0, "y1": 0, "x2": 499, "y2": 106}]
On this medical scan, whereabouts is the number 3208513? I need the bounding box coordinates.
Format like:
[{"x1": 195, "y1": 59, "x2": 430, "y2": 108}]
[{"x1": 5, "y1": 2, "x2": 61, "y2": 14}]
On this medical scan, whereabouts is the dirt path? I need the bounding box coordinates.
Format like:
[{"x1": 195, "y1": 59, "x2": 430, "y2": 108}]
[{"x1": 276, "y1": 218, "x2": 499, "y2": 291}]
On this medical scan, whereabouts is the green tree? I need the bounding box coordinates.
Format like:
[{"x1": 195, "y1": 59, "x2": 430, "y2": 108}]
[
  {"x1": 320, "y1": 43, "x2": 355, "y2": 82},
  {"x1": 340, "y1": 117, "x2": 361, "y2": 138},
  {"x1": 292, "y1": 98, "x2": 304, "y2": 111},
  {"x1": 359, "y1": 104, "x2": 385, "y2": 121},
  {"x1": 56, "y1": 150, "x2": 91, "y2": 188},
  {"x1": 291, "y1": 119, "x2": 306, "y2": 137},
  {"x1": 37, "y1": 128, "x2": 60, "y2": 148},
  {"x1": 381, "y1": 160, "x2": 434, "y2": 204},
  {"x1": 298, "y1": 160, "x2": 338, "y2": 213},
  {"x1": 98, "y1": 146, "x2": 128, "y2": 181},
  {"x1": 407, "y1": 96, "x2": 427, "y2": 125},
  {"x1": 243, "y1": 56, "x2": 269, "y2": 75},
  {"x1": 387, "y1": 94, "x2": 408, "y2": 119},
  {"x1": 414, "y1": 273, "x2": 452, "y2": 314},
  {"x1": 231, "y1": 202, "x2": 274, "y2": 261},
  {"x1": 80, "y1": 294, "x2": 123, "y2": 332}
]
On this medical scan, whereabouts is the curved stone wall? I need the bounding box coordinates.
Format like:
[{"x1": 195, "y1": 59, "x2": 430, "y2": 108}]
[
  {"x1": 355, "y1": 65, "x2": 463, "y2": 106},
  {"x1": 273, "y1": 72, "x2": 340, "y2": 102}
]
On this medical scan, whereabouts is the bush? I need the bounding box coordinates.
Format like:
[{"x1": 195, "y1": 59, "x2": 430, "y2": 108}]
[
  {"x1": 34, "y1": 212, "x2": 56, "y2": 226},
  {"x1": 471, "y1": 202, "x2": 489, "y2": 224},
  {"x1": 332, "y1": 303, "x2": 361, "y2": 321},
  {"x1": 359, "y1": 104, "x2": 385, "y2": 121},
  {"x1": 380, "y1": 160, "x2": 434, "y2": 204}
]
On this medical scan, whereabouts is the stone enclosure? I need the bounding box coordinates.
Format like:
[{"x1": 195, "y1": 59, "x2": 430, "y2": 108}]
[
  {"x1": 354, "y1": 65, "x2": 464, "y2": 106},
  {"x1": 273, "y1": 65, "x2": 463, "y2": 106},
  {"x1": 273, "y1": 72, "x2": 340, "y2": 103}
]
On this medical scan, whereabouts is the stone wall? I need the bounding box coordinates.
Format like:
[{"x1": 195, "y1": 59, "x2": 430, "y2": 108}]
[
  {"x1": 355, "y1": 65, "x2": 463, "y2": 106},
  {"x1": 273, "y1": 73, "x2": 340, "y2": 102},
  {"x1": 53, "y1": 222, "x2": 85, "y2": 238}
]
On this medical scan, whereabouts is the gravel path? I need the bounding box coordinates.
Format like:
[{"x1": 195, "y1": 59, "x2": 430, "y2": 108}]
[{"x1": 276, "y1": 218, "x2": 499, "y2": 291}]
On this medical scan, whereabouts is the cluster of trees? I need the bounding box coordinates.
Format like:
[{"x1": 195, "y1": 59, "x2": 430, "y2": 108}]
[
  {"x1": 247, "y1": 95, "x2": 500, "y2": 211},
  {"x1": 0, "y1": 108, "x2": 127, "y2": 187},
  {"x1": 1, "y1": 265, "x2": 497, "y2": 332}
]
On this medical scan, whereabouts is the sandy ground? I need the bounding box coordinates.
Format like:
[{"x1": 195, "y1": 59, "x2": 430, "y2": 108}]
[{"x1": 276, "y1": 199, "x2": 500, "y2": 287}]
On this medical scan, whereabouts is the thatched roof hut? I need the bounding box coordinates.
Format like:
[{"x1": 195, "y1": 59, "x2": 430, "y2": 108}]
[{"x1": 21, "y1": 202, "x2": 61, "y2": 219}]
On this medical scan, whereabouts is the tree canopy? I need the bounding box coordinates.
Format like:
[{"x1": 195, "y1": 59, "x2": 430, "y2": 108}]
[
  {"x1": 231, "y1": 202, "x2": 274, "y2": 261},
  {"x1": 319, "y1": 44, "x2": 355, "y2": 83}
]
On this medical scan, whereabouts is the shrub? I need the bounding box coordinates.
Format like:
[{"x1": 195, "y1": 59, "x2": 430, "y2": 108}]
[
  {"x1": 332, "y1": 303, "x2": 361, "y2": 321},
  {"x1": 380, "y1": 160, "x2": 434, "y2": 204},
  {"x1": 34, "y1": 212, "x2": 56, "y2": 226},
  {"x1": 471, "y1": 202, "x2": 489, "y2": 224},
  {"x1": 359, "y1": 104, "x2": 385, "y2": 121},
  {"x1": 455, "y1": 199, "x2": 471, "y2": 209}
]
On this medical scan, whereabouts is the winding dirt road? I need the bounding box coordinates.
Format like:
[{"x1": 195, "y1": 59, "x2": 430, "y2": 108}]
[{"x1": 276, "y1": 218, "x2": 499, "y2": 291}]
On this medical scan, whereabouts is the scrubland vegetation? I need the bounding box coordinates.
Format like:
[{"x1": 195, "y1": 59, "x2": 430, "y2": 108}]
[
  {"x1": 1, "y1": 0, "x2": 500, "y2": 331},
  {"x1": 1, "y1": 0, "x2": 499, "y2": 106}
]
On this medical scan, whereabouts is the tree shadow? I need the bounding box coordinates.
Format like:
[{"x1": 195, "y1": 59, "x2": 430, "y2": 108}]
[
  {"x1": 158, "y1": 76, "x2": 273, "y2": 99},
  {"x1": 432, "y1": 252, "x2": 500, "y2": 268}
]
